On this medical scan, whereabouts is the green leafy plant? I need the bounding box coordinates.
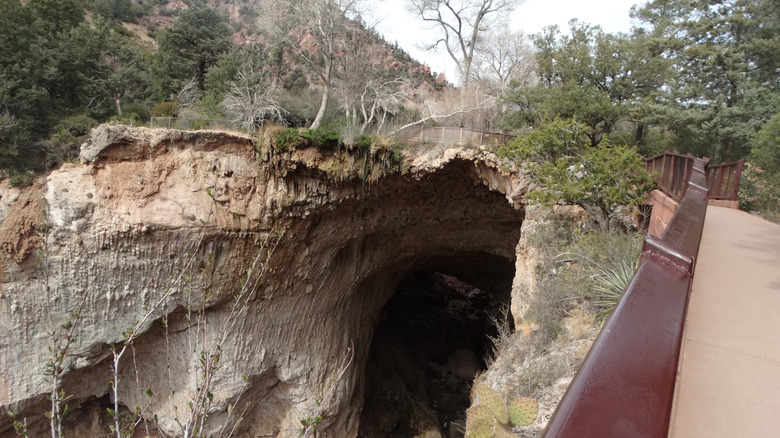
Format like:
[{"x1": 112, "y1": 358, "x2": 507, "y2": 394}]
[
  {"x1": 356, "y1": 134, "x2": 373, "y2": 152},
  {"x1": 739, "y1": 164, "x2": 780, "y2": 223},
  {"x1": 9, "y1": 169, "x2": 34, "y2": 187},
  {"x1": 274, "y1": 127, "x2": 301, "y2": 152},
  {"x1": 498, "y1": 116, "x2": 590, "y2": 163},
  {"x1": 302, "y1": 127, "x2": 339, "y2": 149},
  {"x1": 152, "y1": 101, "x2": 179, "y2": 118},
  {"x1": 499, "y1": 118, "x2": 654, "y2": 230},
  {"x1": 9, "y1": 408, "x2": 29, "y2": 437},
  {"x1": 527, "y1": 143, "x2": 653, "y2": 230}
]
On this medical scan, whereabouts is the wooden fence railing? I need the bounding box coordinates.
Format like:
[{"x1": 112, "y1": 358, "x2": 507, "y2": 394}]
[
  {"x1": 150, "y1": 117, "x2": 243, "y2": 132},
  {"x1": 396, "y1": 126, "x2": 516, "y2": 148}
]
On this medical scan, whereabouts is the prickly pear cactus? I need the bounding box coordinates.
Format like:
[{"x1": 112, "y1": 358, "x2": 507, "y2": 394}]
[
  {"x1": 465, "y1": 384, "x2": 539, "y2": 437},
  {"x1": 475, "y1": 384, "x2": 509, "y2": 425},
  {"x1": 493, "y1": 426, "x2": 517, "y2": 438},
  {"x1": 508, "y1": 397, "x2": 538, "y2": 427},
  {"x1": 466, "y1": 404, "x2": 494, "y2": 438}
]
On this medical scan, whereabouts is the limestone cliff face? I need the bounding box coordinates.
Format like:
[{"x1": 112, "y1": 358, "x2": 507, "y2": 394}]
[{"x1": 0, "y1": 125, "x2": 532, "y2": 437}]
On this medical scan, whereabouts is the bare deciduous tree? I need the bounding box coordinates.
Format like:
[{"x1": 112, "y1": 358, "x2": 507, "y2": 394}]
[
  {"x1": 176, "y1": 76, "x2": 201, "y2": 110},
  {"x1": 474, "y1": 26, "x2": 536, "y2": 92},
  {"x1": 221, "y1": 63, "x2": 286, "y2": 132},
  {"x1": 258, "y1": 0, "x2": 365, "y2": 129},
  {"x1": 394, "y1": 83, "x2": 495, "y2": 132},
  {"x1": 407, "y1": 0, "x2": 523, "y2": 88},
  {"x1": 333, "y1": 26, "x2": 412, "y2": 136}
]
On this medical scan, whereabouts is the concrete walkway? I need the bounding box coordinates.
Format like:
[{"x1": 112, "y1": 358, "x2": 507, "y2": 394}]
[{"x1": 669, "y1": 206, "x2": 780, "y2": 436}]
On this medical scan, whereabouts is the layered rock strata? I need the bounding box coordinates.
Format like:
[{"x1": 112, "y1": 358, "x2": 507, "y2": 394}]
[{"x1": 0, "y1": 125, "x2": 531, "y2": 437}]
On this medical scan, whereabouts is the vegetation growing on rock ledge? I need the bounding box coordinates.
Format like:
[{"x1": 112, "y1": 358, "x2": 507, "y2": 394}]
[{"x1": 257, "y1": 123, "x2": 406, "y2": 185}]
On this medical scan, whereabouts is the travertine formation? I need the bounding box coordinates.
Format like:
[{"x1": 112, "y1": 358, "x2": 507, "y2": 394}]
[{"x1": 0, "y1": 124, "x2": 533, "y2": 437}]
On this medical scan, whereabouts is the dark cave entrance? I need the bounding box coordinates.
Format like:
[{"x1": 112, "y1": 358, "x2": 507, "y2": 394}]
[{"x1": 358, "y1": 268, "x2": 514, "y2": 438}]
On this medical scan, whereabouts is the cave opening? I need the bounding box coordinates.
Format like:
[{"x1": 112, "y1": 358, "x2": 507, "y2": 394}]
[{"x1": 358, "y1": 258, "x2": 515, "y2": 438}]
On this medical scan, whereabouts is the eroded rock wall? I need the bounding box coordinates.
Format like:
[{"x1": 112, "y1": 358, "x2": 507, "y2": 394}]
[{"x1": 0, "y1": 125, "x2": 531, "y2": 437}]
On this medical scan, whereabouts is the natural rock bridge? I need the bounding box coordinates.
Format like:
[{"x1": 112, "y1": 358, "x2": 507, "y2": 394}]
[{"x1": 0, "y1": 125, "x2": 534, "y2": 437}]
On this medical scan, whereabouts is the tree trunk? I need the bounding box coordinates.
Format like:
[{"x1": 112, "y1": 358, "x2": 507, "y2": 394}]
[
  {"x1": 722, "y1": 78, "x2": 738, "y2": 161},
  {"x1": 722, "y1": 137, "x2": 734, "y2": 162},
  {"x1": 310, "y1": 60, "x2": 332, "y2": 130},
  {"x1": 633, "y1": 123, "x2": 644, "y2": 146}
]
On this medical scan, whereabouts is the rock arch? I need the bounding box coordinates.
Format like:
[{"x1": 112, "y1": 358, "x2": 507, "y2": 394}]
[{"x1": 0, "y1": 125, "x2": 531, "y2": 437}]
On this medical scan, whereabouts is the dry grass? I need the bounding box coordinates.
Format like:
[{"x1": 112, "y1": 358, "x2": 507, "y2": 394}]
[
  {"x1": 513, "y1": 354, "x2": 571, "y2": 400},
  {"x1": 565, "y1": 309, "x2": 595, "y2": 341}
]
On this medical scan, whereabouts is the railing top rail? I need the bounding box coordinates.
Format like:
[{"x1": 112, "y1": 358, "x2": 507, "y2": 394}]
[
  {"x1": 707, "y1": 159, "x2": 742, "y2": 168},
  {"x1": 644, "y1": 151, "x2": 699, "y2": 162},
  {"x1": 543, "y1": 158, "x2": 709, "y2": 437}
]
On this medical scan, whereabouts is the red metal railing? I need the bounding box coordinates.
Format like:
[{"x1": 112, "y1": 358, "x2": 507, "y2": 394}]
[
  {"x1": 644, "y1": 152, "x2": 697, "y2": 202},
  {"x1": 543, "y1": 157, "x2": 709, "y2": 437},
  {"x1": 646, "y1": 151, "x2": 744, "y2": 203},
  {"x1": 706, "y1": 160, "x2": 744, "y2": 201}
]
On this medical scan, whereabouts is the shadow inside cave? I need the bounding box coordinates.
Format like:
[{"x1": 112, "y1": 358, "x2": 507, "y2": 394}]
[{"x1": 358, "y1": 271, "x2": 513, "y2": 438}]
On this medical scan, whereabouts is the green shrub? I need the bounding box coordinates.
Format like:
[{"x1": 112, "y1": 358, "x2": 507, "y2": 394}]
[
  {"x1": 523, "y1": 220, "x2": 644, "y2": 349},
  {"x1": 513, "y1": 355, "x2": 569, "y2": 398},
  {"x1": 739, "y1": 162, "x2": 780, "y2": 222},
  {"x1": 188, "y1": 119, "x2": 207, "y2": 130},
  {"x1": 571, "y1": 229, "x2": 643, "y2": 321},
  {"x1": 356, "y1": 134, "x2": 373, "y2": 152},
  {"x1": 54, "y1": 114, "x2": 98, "y2": 138},
  {"x1": 498, "y1": 116, "x2": 590, "y2": 163},
  {"x1": 389, "y1": 142, "x2": 404, "y2": 166},
  {"x1": 525, "y1": 217, "x2": 579, "y2": 260},
  {"x1": 9, "y1": 169, "x2": 34, "y2": 187},
  {"x1": 122, "y1": 102, "x2": 152, "y2": 123},
  {"x1": 112, "y1": 25, "x2": 131, "y2": 37},
  {"x1": 590, "y1": 259, "x2": 638, "y2": 322},
  {"x1": 152, "y1": 101, "x2": 178, "y2": 118},
  {"x1": 526, "y1": 274, "x2": 572, "y2": 350},
  {"x1": 274, "y1": 128, "x2": 300, "y2": 152},
  {"x1": 576, "y1": 228, "x2": 644, "y2": 269},
  {"x1": 500, "y1": 118, "x2": 654, "y2": 230},
  {"x1": 46, "y1": 114, "x2": 98, "y2": 167},
  {"x1": 522, "y1": 218, "x2": 583, "y2": 351},
  {"x1": 303, "y1": 127, "x2": 339, "y2": 149}
]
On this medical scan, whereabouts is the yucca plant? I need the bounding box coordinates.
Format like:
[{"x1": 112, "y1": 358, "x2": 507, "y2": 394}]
[{"x1": 591, "y1": 259, "x2": 638, "y2": 322}]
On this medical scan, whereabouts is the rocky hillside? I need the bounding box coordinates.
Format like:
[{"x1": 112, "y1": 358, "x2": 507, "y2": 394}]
[
  {"x1": 0, "y1": 0, "x2": 445, "y2": 181},
  {"x1": 124, "y1": 0, "x2": 442, "y2": 81}
]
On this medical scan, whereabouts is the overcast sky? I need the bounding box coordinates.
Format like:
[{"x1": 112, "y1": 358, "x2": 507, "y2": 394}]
[{"x1": 365, "y1": 0, "x2": 647, "y2": 83}]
